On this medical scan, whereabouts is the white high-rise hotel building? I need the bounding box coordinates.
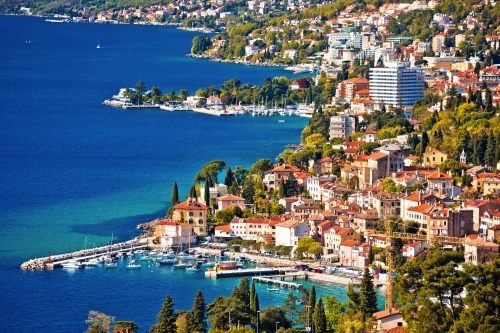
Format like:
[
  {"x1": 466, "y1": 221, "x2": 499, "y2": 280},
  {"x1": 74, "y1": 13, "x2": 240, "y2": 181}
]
[{"x1": 369, "y1": 61, "x2": 424, "y2": 107}]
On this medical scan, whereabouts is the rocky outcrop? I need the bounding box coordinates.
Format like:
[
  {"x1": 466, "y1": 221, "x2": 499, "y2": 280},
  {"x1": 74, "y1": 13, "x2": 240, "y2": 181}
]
[{"x1": 137, "y1": 218, "x2": 160, "y2": 237}]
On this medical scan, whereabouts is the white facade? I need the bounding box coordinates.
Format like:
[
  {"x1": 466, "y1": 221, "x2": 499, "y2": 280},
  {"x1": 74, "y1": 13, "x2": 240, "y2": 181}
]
[
  {"x1": 369, "y1": 61, "x2": 424, "y2": 107},
  {"x1": 275, "y1": 220, "x2": 309, "y2": 248},
  {"x1": 305, "y1": 176, "x2": 321, "y2": 201}
]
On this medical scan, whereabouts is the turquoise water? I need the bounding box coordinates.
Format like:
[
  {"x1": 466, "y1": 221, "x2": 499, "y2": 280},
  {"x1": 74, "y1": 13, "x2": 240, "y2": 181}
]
[{"x1": 0, "y1": 16, "x2": 382, "y2": 332}]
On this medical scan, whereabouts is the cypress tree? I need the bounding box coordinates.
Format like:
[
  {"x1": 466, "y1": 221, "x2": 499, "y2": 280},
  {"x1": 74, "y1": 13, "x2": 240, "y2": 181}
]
[
  {"x1": 189, "y1": 185, "x2": 197, "y2": 200},
  {"x1": 171, "y1": 182, "x2": 179, "y2": 205},
  {"x1": 419, "y1": 131, "x2": 429, "y2": 156},
  {"x1": 307, "y1": 285, "x2": 316, "y2": 330},
  {"x1": 313, "y1": 298, "x2": 327, "y2": 333},
  {"x1": 358, "y1": 267, "x2": 378, "y2": 323},
  {"x1": 190, "y1": 290, "x2": 207, "y2": 333},
  {"x1": 224, "y1": 167, "x2": 234, "y2": 187},
  {"x1": 485, "y1": 131, "x2": 496, "y2": 168},
  {"x1": 468, "y1": 86, "x2": 474, "y2": 102},
  {"x1": 278, "y1": 178, "x2": 286, "y2": 198},
  {"x1": 154, "y1": 294, "x2": 177, "y2": 333},
  {"x1": 204, "y1": 178, "x2": 211, "y2": 206},
  {"x1": 495, "y1": 132, "x2": 500, "y2": 165},
  {"x1": 368, "y1": 245, "x2": 374, "y2": 264}
]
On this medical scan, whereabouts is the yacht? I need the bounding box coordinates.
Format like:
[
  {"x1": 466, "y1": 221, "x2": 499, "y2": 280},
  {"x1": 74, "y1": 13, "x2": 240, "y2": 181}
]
[
  {"x1": 62, "y1": 260, "x2": 83, "y2": 269},
  {"x1": 83, "y1": 258, "x2": 99, "y2": 267},
  {"x1": 126, "y1": 260, "x2": 141, "y2": 270},
  {"x1": 105, "y1": 261, "x2": 117, "y2": 269},
  {"x1": 173, "y1": 261, "x2": 192, "y2": 269}
]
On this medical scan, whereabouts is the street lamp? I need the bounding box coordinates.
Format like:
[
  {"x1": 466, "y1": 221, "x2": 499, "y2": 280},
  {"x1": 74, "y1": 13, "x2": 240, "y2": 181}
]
[
  {"x1": 229, "y1": 311, "x2": 232, "y2": 329},
  {"x1": 257, "y1": 311, "x2": 261, "y2": 333},
  {"x1": 276, "y1": 321, "x2": 280, "y2": 333}
]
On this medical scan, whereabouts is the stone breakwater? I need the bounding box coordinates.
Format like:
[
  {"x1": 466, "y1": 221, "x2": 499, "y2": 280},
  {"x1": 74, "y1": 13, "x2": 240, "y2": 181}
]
[
  {"x1": 20, "y1": 238, "x2": 147, "y2": 270},
  {"x1": 137, "y1": 218, "x2": 160, "y2": 237}
]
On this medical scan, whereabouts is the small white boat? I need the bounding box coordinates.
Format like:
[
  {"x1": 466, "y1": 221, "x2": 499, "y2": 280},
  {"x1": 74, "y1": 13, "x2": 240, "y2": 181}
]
[
  {"x1": 173, "y1": 262, "x2": 191, "y2": 269},
  {"x1": 259, "y1": 260, "x2": 267, "y2": 264},
  {"x1": 158, "y1": 258, "x2": 175, "y2": 265},
  {"x1": 62, "y1": 260, "x2": 83, "y2": 269},
  {"x1": 135, "y1": 250, "x2": 144, "y2": 254},
  {"x1": 83, "y1": 258, "x2": 99, "y2": 267},
  {"x1": 278, "y1": 120, "x2": 286, "y2": 123},
  {"x1": 96, "y1": 42, "x2": 100, "y2": 49},
  {"x1": 105, "y1": 261, "x2": 117, "y2": 269},
  {"x1": 140, "y1": 255, "x2": 152, "y2": 261},
  {"x1": 267, "y1": 287, "x2": 280, "y2": 291},
  {"x1": 186, "y1": 265, "x2": 202, "y2": 272},
  {"x1": 126, "y1": 260, "x2": 141, "y2": 270}
]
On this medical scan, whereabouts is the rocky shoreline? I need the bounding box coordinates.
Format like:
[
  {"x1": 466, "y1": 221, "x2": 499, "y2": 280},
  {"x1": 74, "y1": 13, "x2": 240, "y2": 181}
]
[{"x1": 186, "y1": 53, "x2": 286, "y2": 68}]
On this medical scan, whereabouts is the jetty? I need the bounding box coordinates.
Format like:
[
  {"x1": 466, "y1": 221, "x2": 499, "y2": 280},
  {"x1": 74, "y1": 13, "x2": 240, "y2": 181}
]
[
  {"x1": 20, "y1": 238, "x2": 149, "y2": 270},
  {"x1": 252, "y1": 273, "x2": 305, "y2": 289},
  {"x1": 204, "y1": 266, "x2": 296, "y2": 279},
  {"x1": 103, "y1": 100, "x2": 161, "y2": 109}
]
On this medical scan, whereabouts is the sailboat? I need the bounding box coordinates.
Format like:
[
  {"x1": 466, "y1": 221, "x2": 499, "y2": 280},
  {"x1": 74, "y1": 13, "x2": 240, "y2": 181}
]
[{"x1": 96, "y1": 42, "x2": 101, "y2": 49}]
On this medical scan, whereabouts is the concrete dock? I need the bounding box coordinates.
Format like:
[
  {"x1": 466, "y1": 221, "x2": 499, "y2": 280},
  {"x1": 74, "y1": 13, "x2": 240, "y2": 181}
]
[{"x1": 21, "y1": 239, "x2": 149, "y2": 270}]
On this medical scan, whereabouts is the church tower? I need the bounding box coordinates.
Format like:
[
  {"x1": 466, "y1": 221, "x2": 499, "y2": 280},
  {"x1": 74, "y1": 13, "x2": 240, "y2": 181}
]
[{"x1": 460, "y1": 149, "x2": 467, "y2": 164}]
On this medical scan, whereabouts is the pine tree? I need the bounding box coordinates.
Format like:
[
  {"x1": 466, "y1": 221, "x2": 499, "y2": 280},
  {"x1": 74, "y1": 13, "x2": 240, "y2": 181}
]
[
  {"x1": 358, "y1": 267, "x2": 378, "y2": 323},
  {"x1": 171, "y1": 182, "x2": 179, "y2": 205},
  {"x1": 154, "y1": 294, "x2": 177, "y2": 333},
  {"x1": 313, "y1": 298, "x2": 327, "y2": 333},
  {"x1": 495, "y1": 132, "x2": 500, "y2": 165},
  {"x1": 190, "y1": 290, "x2": 207, "y2": 333}
]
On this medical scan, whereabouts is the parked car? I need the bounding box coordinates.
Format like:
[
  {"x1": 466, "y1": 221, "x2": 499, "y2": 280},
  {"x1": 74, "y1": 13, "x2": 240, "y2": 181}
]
[{"x1": 295, "y1": 264, "x2": 310, "y2": 271}]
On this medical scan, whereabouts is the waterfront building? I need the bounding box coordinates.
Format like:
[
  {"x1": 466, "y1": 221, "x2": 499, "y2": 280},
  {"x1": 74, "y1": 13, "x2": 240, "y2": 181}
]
[
  {"x1": 229, "y1": 217, "x2": 273, "y2": 241},
  {"x1": 155, "y1": 220, "x2": 196, "y2": 246},
  {"x1": 172, "y1": 198, "x2": 209, "y2": 235},
  {"x1": 369, "y1": 61, "x2": 424, "y2": 107},
  {"x1": 338, "y1": 240, "x2": 369, "y2": 269},
  {"x1": 274, "y1": 219, "x2": 309, "y2": 249}
]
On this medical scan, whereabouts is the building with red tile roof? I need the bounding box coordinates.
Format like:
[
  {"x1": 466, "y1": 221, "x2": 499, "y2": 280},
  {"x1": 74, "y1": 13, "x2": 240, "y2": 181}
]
[{"x1": 173, "y1": 198, "x2": 209, "y2": 235}]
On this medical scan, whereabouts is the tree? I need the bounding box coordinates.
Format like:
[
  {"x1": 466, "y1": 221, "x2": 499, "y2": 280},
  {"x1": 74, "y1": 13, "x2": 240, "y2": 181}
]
[
  {"x1": 190, "y1": 290, "x2": 207, "y2": 333},
  {"x1": 189, "y1": 184, "x2": 197, "y2": 199},
  {"x1": 204, "y1": 178, "x2": 211, "y2": 206},
  {"x1": 260, "y1": 306, "x2": 291, "y2": 333},
  {"x1": 285, "y1": 173, "x2": 300, "y2": 197},
  {"x1": 114, "y1": 321, "x2": 139, "y2": 333},
  {"x1": 241, "y1": 176, "x2": 256, "y2": 204},
  {"x1": 355, "y1": 142, "x2": 381, "y2": 154},
  {"x1": 323, "y1": 296, "x2": 345, "y2": 331},
  {"x1": 282, "y1": 292, "x2": 298, "y2": 325},
  {"x1": 154, "y1": 294, "x2": 177, "y2": 333},
  {"x1": 419, "y1": 131, "x2": 429, "y2": 156},
  {"x1": 278, "y1": 178, "x2": 286, "y2": 199},
  {"x1": 207, "y1": 296, "x2": 229, "y2": 330},
  {"x1": 307, "y1": 285, "x2": 316, "y2": 329},
  {"x1": 85, "y1": 311, "x2": 115, "y2": 333},
  {"x1": 294, "y1": 237, "x2": 321, "y2": 258},
  {"x1": 358, "y1": 267, "x2": 377, "y2": 323},
  {"x1": 251, "y1": 158, "x2": 274, "y2": 178},
  {"x1": 171, "y1": 182, "x2": 179, "y2": 205},
  {"x1": 224, "y1": 167, "x2": 235, "y2": 187},
  {"x1": 194, "y1": 160, "x2": 227, "y2": 184},
  {"x1": 305, "y1": 133, "x2": 326, "y2": 148},
  {"x1": 313, "y1": 298, "x2": 327, "y2": 333}
]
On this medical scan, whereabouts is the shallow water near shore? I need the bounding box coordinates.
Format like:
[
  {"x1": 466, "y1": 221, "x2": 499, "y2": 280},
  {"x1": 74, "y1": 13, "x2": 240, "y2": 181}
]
[{"x1": 0, "y1": 16, "x2": 383, "y2": 332}]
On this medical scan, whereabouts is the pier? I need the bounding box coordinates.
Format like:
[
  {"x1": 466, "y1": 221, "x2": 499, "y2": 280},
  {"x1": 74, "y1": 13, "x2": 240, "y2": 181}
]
[
  {"x1": 103, "y1": 100, "x2": 161, "y2": 109},
  {"x1": 20, "y1": 239, "x2": 149, "y2": 270},
  {"x1": 204, "y1": 266, "x2": 297, "y2": 279},
  {"x1": 252, "y1": 273, "x2": 305, "y2": 289}
]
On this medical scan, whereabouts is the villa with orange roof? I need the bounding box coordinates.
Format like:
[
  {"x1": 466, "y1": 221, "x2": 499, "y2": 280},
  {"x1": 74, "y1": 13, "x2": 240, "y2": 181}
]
[
  {"x1": 214, "y1": 223, "x2": 235, "y2": 238},
  {"x1": 172, "y1": 198, "x2": 209, "y2": 235},
  {"x1": 217, "y1": 194, "x2": 246, "y2": 211},
  {"x1": 336, "y1": 77, "x2": 370, "y2": 102},
  {"x1": 339, "y1": 240, "x2": 369, "y2": 269},
  {"x1": 324, "y1": 226, "x2": 359, "y2": 254},
  {"x1": 271, "y1": 163, "x2": 301, "y2": 189},
  {"x1": 275, "y1": 219, "x2": 309, "y2": 249},
  {"x1": 155, "y1": 219, "x2": 196, "y2": 246},
  {"x1": 426, "y1": 170, "x2": 453, "y2": 197}
]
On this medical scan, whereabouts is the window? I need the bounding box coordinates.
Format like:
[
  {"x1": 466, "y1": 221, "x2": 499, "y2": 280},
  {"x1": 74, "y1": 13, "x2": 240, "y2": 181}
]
[
  {"x1": 200, "y1": 212, "x2": 203, "y2": 216},
  {"x1": 189, "y1": 212, "x2": 193, "y2": 217},
  {"x1": 198, "y1": 219, "x2": 203, "y2": 225}
]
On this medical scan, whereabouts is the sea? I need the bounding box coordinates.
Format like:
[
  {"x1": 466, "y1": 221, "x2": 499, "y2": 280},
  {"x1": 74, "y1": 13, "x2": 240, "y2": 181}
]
[{"x1": 0, "y1": 16, "x2": 383, "y2": 332}]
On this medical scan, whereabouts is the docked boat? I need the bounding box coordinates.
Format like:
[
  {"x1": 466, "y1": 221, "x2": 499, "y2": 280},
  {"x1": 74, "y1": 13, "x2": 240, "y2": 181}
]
[
  {"x1": 173, "y1": 261, "x2": 192, "y2": 269},
  {"x1": 158, "y1": 258, "x2": 176, "y2": 265},
  {"x1": 126, "y1": 260, "x2": 141, "y2": 270},
  {"x1": 62, "y1": 260, "x2": 83, "y2": 269},
  {"x1": 201, "y1": 262, "x2": 215, "y2": 268},
  {"x1": 83, "y1": 258, "x2": 99, "y2": 267},
  {"x1": 267, "y1": 287, "x2": 280, "y2": 291},
  {"x1": 105, "y1": 261, "x2": 117, "y2": 269},
  {"x1": 140, "y1": 255, "x2": 152, "y2": 261},
  {"x1": 186, "y1": 265, "x2": 202, "y2": 273}
]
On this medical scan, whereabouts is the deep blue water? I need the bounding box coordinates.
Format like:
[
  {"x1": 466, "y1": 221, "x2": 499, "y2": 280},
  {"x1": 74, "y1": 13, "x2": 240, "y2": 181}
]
[{"x1": 0, "y1": 16, "x2": 382, "y2": 332}]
